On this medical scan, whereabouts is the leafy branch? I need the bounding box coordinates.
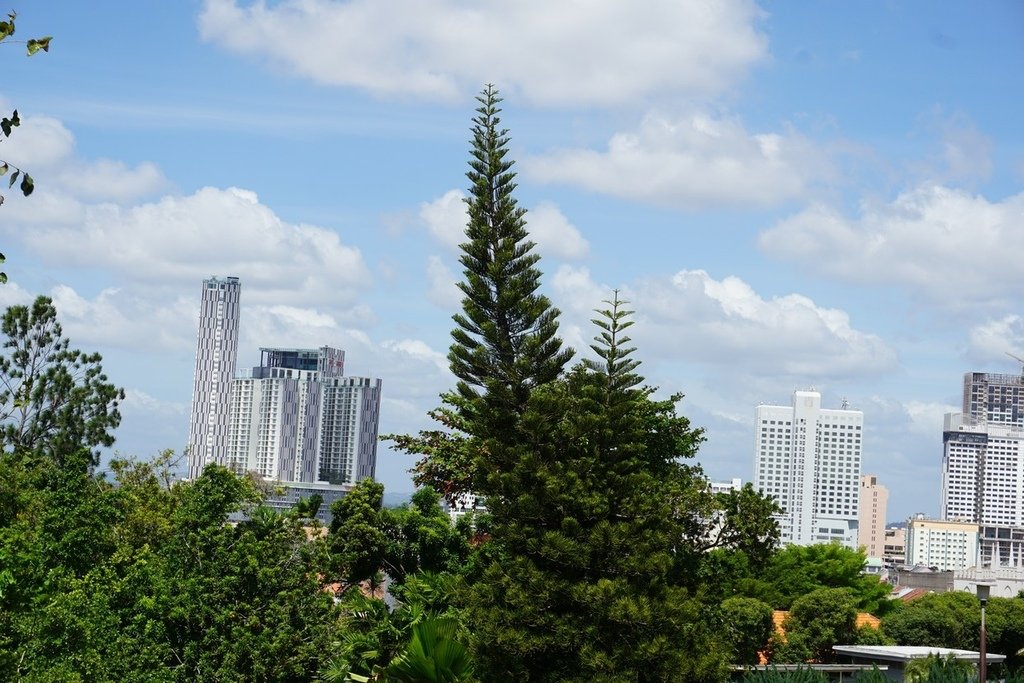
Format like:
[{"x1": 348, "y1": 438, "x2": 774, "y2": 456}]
[
  {"x1": 0, "y1": 11, "x2": 49, "y2": 205},
  {"x1": 0, "y1": 10, "x2": 51, "y2": 283}
]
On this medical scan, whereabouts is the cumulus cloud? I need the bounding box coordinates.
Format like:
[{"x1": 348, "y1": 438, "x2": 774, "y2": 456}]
[
  {"x1": 967, "y1": 316, "x2": 1024, "y2": 363},
  {"x1": 0, "y1": 281, "x2": 34, "y2": 309},
  {"x1": 0, "y1": 115, "x2": 168, "y2": 204},
  {"x1": 380, "y1": 338, "x2": 449, "y2": 374},
  {"x1": 551, "y1": 266, "x2": 896, "y2": 379},
  {"x1": 7, "y1": 186, "x2": 371, "y2": 306},
  {"x1": 197, "y1": 0, "x2": 767, "y2": 106},
  {"x1": 525, "y1": 111, "x2": 830, "y2": 209},
  {"x1": 419, "y1": 189, "x2": 589, "y2": 260},
  {"x1": 527, "y1": 202, "x2": 590, "y2": 259},
  {"x1": 760, "y1": 185, "x2": 1024, "y2": 310},
  {"x1": 50, "y1": 285, "x2": 198, "y2": 352},
  {"x1": 419, "y1": 190, "x2": 467, "y2": 249},
  {"x1": 425, "y1": 256, "x2": 461, "y2": 309}
]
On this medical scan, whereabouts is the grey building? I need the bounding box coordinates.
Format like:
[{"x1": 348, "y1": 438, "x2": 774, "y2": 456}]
[
  {"x1": 226, "y1": 347, "x2": 381, "y2": 486},
  {"x1": 187, "y1": 276, "x2": 241, "y2": 479}
]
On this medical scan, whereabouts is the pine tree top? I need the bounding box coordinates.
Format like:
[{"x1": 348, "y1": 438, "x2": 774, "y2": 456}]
[{"x1": 448, "y1": 85, "x2": 573, "y2": 435}]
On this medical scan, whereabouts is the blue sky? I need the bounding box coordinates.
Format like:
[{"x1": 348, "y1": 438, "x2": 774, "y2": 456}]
[{"x1": 2, "y1": 0, "x2": 1023, "y2": 521}]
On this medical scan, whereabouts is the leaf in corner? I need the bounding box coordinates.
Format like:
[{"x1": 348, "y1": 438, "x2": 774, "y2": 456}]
[
  {"x1": 0, "y1": 163, "x2": 7, "y2": 176},
  {"x1": 20, "y1": 174, "x2": 33, "y2": 197},
  {"x1": 8, "y1": 170, "x2": 19, "y2": 189}
]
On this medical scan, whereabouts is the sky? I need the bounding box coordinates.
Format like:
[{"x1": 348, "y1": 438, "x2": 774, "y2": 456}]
[{"x1": 2, "y1": 0, "x2": 1023, "y2": 522}]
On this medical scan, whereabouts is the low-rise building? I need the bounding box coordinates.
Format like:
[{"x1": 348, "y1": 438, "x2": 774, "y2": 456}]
[
  {"x1": 905, "y1": 517, "x2": 979, "y2": 571},
  {"x1": 883, "y1": 526, "x2": 906, "y2": 568}
]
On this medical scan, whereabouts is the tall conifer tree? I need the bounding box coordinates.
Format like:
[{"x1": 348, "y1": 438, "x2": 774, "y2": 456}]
[{"x1": 449, "y1": 85, "x2": 572, "y2": 438}]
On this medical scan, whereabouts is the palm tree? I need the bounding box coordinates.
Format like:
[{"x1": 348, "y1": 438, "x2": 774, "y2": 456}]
[{"x1": 384, "y1": 617, "x2": 473, "y2": 683}]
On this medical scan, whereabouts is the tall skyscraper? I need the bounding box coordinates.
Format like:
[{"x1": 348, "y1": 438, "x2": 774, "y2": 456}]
[
  {"x1": 858, "y1": 474, "x2": 889, "y2": 559},
  {"x1": 187, "y1": 276, "x2": 241, "y2": 479},
  {"x1": 318, "y1": 375, "x2": 382, "y2": 484},
  {"x1": 225, "y1": 346, "x2": 381, "y2": 486},
  {"x1": 754, "y1": 390, "x2": 863, "y2": 548},
  {"x1": 941, "y1": 414, "x2": 1024, "y2": 526},
  {"x1": 941, "y1": 370, "x2": 1024, "y2": 568}
]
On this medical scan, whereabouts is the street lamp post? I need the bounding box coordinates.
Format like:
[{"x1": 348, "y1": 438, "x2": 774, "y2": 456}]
[{"x1": 977, "y1": 582, "x2": 991, "y2": 683}]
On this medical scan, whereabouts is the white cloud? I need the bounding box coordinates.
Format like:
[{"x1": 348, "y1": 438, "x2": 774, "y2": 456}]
[
  {"x1": 122, "y1": 389, "x2": 188, "y2": 417},
  {"x1": 527, "y1": 202, "x2": 590, "y2": 260},
  {"x1": 7, "y1": 186, "x2": 372, "y2": 306},
  {"x1": 419, "y1": 189, "x2": 589, "y2": 260},
  {"x1": 760, "y1": 185, "x2": 1024, "y2": 310},
  {"x1": 551, "y1": 266, "x2": 896, "y2": 379},
  {"x1": 198, "y1": 0, "x2": 767, "y2": 106},
  {"x1": 902, "y1": 399, "x2": 959, "y2": 436},
  {"x1": 525, "y1": 111, "x2": 830, "y2": 209},
  {"x1": 425, "y1": 256, "x2": 461, "y2": 309},
  {"x1": 1, "y1": 115, "x2": 168, "y2": 203},
  {"x1": 0, "y1": 281, "x2": 33, "y2": 309},
  {"x1": 380, "y1": 338, "x2": 449, "y2": 374},
  {"x1": 419, "y1": 190, "x2": 466, "y2": 249},
  {"x1": 967, "y1": 316, "x2": 1024, "y2": 363}
]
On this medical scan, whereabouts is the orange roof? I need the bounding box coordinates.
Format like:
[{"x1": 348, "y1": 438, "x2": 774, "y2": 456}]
[
  {"x1": 772, "y1": 609, "x2": 879, "y2": 633},
  {"x1": 856, "y1": 612, "x2": 881, "y2": 629}
]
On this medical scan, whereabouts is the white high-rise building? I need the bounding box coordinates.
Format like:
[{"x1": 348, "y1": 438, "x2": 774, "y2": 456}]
[
  {"x1": 754, "y1": 390, "x2": 863, "y2": 548},
  {"x1": 319, "y1": 376, "x2": 382, "y2": 484},
  {"x1": 225, "y1": 347, "x2": 381, "y2": 486},
  {"x1": 941, "y1": 369, "x2": 1024, "y2": 568},
  {"x1": 187, "y1": 276, "x2": 241, "y2": 478}
]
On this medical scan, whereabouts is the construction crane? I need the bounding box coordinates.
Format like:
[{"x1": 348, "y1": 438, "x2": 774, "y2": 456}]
[{"x1": 1006, "y1": 351, "x2": 1024, "y2": 377}]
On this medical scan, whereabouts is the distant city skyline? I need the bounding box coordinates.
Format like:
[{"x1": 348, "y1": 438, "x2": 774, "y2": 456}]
[
  {"x1": 186, "y1": 276, "x2": 382, "y2": 487},
  {"x1": 3, "y1": 2, "x2": 1023, "y2": 520}
]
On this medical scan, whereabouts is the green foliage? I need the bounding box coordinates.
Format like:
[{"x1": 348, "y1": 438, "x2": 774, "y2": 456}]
[
  {"x1": 741, "y1": 668, "x2": 829, "y2": 682},
  {"x1": 855, "y1": 625, "x2": 894, "y2": 646},
  {"x1": 461, "y1": 297, "x2": 734, "y2": 682},
  {"x1": 739, "y1": 543, "x2": 891, "y2": 614},
  {"x1": 0, "y1": 455, "x2": 337, "y2": 681},
  {"x1": 330, "y1": 479, "x2": 391, "y2": 590},
  {"x1": 984, "y1": 595, "x2": 1024, "y2": 670},
  {"x1": 852, "y1": 666, "x2": 891, "y2": 682},
  {"x1": 389, "y1": 91, "x2": 788, "y2": 681},
  {"x1": 382, "y1": 487, "x2": 471, "y2": 584},
  {"x1": 448, "y1": 83, "x2": 573, "y2": 446},
  {"x1": 385, "y1": 402, "x2": 477, "y2": 504},
  {"x1": 0, "y1": 296, "x2": 125, "y2": 468},
  {"x1": 384, "y1": 617, "x2": 473, "y2": 683},
  {"x1": 325, "y1": 572, "x2": 468, "y2": 682},
  {"x1": 773, "y1": 588, "x2": 859, "y2": 664},
  {"x1": 903, "y1": 654, "x2": 976, "y2": 683},
  {"x1": 295, "y1": 492, "x2": 324, "y2": 520},
  {"x1": 329, "y1": 481, "x2": 472, "y2": 591},
  {"x1": 882, "y1": 591, "x2": 980, "y2": 651},
  {"x1": 722, "y1": 596, "x2": 775, "y2": 665},
  {"x1": 0, "y1": 10, "x2": 49, "y2": 215}
]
